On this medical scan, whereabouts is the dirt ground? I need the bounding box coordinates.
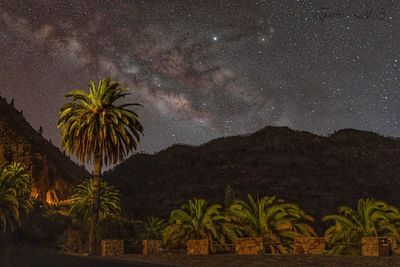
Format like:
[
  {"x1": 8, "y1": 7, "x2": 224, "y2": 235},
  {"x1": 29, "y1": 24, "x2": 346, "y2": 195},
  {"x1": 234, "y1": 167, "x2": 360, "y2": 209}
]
[
  {"x1": 2, "y1": 246, "x2": 165, "y2": 267},
  {"x1": 4, "y1": 245, "x2": 400, "y2": 267},
  {"x1": 114, "y1": 253, "x2": 400, "y2": 267}
]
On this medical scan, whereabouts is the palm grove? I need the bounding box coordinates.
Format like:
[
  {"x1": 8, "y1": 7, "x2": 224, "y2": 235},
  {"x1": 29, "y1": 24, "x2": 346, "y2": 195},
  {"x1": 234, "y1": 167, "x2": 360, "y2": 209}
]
[{"x1": 1, "y1": 78, "x2": 400, "y2": 255}]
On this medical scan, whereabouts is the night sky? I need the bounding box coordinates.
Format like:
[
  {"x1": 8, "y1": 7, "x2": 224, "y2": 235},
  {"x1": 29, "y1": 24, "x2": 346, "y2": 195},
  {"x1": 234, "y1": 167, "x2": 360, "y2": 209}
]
[{"x1": 1, "y1": 0, "x2": 400, "y2": 153}]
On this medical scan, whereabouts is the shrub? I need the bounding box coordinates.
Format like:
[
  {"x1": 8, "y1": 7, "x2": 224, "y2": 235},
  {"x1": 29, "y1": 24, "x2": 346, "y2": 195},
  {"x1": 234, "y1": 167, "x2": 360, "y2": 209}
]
[
  {"x1": 324, "y1": 198, "x2": 400, "y2": 255},
  {"x1": 140, "y1": 216, "x2": 165, "y2": 240},
  {"x1": 98, "y1": 215, "x2": 135, "y2": 240},
  {"x1": 163, "y1": 198, "x2": 226, "y2": 249},
  {"x1": 58, "y1": 228, "x2": 86, "y2": 254},
  {"x1": 20, "y1": 203, "x2": 72, "y2": 244}
]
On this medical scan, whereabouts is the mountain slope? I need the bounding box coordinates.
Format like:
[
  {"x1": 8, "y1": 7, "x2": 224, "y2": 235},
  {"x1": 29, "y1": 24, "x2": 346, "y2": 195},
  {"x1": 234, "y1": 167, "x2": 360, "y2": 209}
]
[
  {"x1": 0, "y1": 96, "x2": 88, "y2": 201},
  {"x1": 105, "y1": 126, "x2": 400, "y2": 227}
]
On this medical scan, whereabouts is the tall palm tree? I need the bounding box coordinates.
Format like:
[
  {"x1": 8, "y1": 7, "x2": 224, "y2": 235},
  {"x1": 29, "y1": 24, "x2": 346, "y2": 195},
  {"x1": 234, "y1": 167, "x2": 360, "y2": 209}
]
[
  {"x1": 68, "y1": 178, "x2": 121, "y2": 224},
  {"x1": 58, "y1": 78, "x2": 143, "y2": 254},
  {"x1": 163, "y1": 198, "x2": 226, "y2": 249},
  {"x1": 0, "y1": 162, "x2": 31, "y2": 232},
  {"x1": 323, "y1": 198, "x2": 400, "y2": 255},
  {"x1": 225, "y1": 194, "x2": 315, "y2": 254}
]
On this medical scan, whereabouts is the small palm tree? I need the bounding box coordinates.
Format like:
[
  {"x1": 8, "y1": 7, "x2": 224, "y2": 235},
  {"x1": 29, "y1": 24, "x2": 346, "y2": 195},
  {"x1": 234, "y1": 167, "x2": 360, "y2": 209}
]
[
  {"x1": 0, "y1": 162, "x2": 31, "y2": 232},
  {"x1": 225, "y1": 194, "x2": 315, "y2": 254},
  {"x1": 140, "y1": 216, "x2": 165, "y2": 240},
  {"x1": 163, "y1": 198, "x2": 226, "y2": 249},
  {"x1": 58, "y1": 78, "x2": 143, "y2": 254},
  {"x1": 68, "y1": 179, "x2": 121, "y2": 225},
  {"x1": 323, "y1": 198, "x2": 400, "y2": 255}
]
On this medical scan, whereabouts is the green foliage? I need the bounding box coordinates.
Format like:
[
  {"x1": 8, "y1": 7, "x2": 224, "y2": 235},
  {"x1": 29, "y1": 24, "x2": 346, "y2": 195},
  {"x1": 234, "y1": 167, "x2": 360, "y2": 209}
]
[
  {"x1": 140, "y1": 216, "x2": 165, "y2": 240},
  {"x1": 57, "y1": 78, "x2": 143, "y2": 165},
  {"x1": 0, "y1": 162, "x2": 32, "y2": 232},
  {"x1": 163, "y1": 198, "x2": 226, "y2": 249},
  {"x1": 323, "y1": 198, "x2": 400, "y2": 255},
  {"x1": 225, "y1": 194, "x2": 316, "y2": 254},
  {"x1": 68, "y1": 179, "x2": 121, "y2": 223}
]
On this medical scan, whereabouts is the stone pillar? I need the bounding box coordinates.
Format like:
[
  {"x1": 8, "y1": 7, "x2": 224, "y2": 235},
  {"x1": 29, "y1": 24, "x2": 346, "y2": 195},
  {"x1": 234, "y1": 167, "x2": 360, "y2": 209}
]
[
  {"x1": 294, "y1": 237, "x2": 326, "y2": 255},
  {"x1": 235, "y1": 237, "x2": 264, "y2": 255},
  {"x1": 142, "y1": 240, "x2": 162, "y2": 255},
  {"x1": 186, "y1": 239, "x2": 209, "y2": 255},
  {"x1": 101, "y1": 239, "x2": 124, "y2": 256},
  {"x1": 362, "y1": 237, "x2": 379, "y2": 256},
  {"x1": 387, "y1": 236, "x2": 400, "y2": 256}
]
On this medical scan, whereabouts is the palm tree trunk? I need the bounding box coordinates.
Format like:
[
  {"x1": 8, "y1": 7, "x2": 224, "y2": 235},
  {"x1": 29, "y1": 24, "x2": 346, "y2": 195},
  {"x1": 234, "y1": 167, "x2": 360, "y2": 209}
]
[{"x1": 88, "y1": 156, "x2": 101, "y2": 255}]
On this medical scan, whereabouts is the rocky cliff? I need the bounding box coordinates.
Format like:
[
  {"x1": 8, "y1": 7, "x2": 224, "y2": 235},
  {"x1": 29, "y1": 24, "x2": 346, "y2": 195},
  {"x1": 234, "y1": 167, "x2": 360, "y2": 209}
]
[
  {"x1": 0, "y1": 96, "x2": 88, "y2": 202},
  {"x1": 105, "y1": 126, "x2": 400, "y2": 226}
]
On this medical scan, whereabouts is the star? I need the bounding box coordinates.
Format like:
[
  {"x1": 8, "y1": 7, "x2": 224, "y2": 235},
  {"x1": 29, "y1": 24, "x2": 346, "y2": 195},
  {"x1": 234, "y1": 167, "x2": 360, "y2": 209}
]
[{"x1": 1, "y1": 0, "x2": 399, "y2": 154}]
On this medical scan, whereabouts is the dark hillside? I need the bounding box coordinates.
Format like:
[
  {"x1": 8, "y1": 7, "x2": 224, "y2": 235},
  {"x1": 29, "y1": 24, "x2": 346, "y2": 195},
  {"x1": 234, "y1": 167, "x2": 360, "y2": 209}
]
[
  {"x1": 0, "y1": 96, "x2": 88, "y2": 201},
  {"x1": 105, "y1": 126, "x2": 400, "y2": 229}
]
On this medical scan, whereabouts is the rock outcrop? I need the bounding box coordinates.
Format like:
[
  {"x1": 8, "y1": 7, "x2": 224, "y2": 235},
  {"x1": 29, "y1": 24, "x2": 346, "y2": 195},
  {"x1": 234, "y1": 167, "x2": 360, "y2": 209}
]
[{"x1": 0, "y1": 96, "x2": 88, "y2": 202}]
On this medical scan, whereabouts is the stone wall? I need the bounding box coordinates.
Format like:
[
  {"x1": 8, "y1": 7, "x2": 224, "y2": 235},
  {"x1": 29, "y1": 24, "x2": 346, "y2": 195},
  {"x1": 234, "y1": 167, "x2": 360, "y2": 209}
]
[
  {"x1": 235, "y1": 237, "x2": 264, "y2": 255},
  {"x1": 294, "y1": 237, "x2": 326, "y2": 255},
  {"x1": 361, "y1": 237, "x2": 390, "y2": 256},
  {"x1": 142, "y1": 240, "x2": 162, "y2": 255},
  {"x1": 387, "y1": 236, "x2": 400, "y2": 256},
  {"x1": 186, "y1": 239, "x2": 209, "y2": 255},
  {"x1": 101, "y1": 239, "x2": 124, "y2": 256}
]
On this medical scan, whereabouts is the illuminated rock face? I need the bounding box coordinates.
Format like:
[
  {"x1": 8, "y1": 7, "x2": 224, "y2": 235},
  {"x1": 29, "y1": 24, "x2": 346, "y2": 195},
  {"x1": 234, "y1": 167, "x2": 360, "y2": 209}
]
[{"x1": 0, "y1": 96, "x2": 88, "y2": 201}]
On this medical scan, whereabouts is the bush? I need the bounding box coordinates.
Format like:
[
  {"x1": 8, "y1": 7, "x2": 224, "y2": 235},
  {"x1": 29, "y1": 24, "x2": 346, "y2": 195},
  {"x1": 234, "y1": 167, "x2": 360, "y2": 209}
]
[
  {"x1": 57, "y1": 215, "x2": 136, "y2": 255},
  {"x1": 20, "y1": 203, "x2": 72, "y2": 244},
  {"x1": 139, "y1": 216, "x2": 165, "y2": 240},
  {"x1": 98, "y1": 215, "x2": 135, "y2": 240},
  {"x1": 58, "y1": 228, "x2": 86, "y2": 254}
]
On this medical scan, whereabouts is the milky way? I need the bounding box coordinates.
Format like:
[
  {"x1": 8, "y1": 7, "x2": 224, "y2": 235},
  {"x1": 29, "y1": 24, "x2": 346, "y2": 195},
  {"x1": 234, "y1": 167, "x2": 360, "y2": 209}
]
[{"x1": 1, "y1": 0, "x2": 400, "y2": 154}]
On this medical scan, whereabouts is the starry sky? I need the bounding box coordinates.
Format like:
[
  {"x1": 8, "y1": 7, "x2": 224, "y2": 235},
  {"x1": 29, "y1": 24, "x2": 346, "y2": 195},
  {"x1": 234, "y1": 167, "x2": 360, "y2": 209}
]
[{"x1": 1, "y1": 0, "x2": 400, "y2": 153}]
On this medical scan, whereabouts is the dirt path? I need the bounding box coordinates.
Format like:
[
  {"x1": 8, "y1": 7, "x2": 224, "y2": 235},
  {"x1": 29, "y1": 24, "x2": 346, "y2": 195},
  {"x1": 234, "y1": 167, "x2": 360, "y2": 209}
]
[
  {"x1": 115, "y1": 254, "x2": 400, "y2": 267},
  {"x1": 4, "y1": 245, "x2": 170, "y2": 267},
  {"x1": 4, "y1": 245, "x2": 400, "y2": 267}
]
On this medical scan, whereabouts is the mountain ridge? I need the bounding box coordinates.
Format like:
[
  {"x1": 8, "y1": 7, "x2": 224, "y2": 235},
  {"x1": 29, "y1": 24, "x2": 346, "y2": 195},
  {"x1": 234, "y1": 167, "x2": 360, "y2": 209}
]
[
  {"x1": 0, "y1": 95, "x2": 88, "y2": 202},
  {"x1": 105, "y1": 125, "x2": 400, "y2": 229}
]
